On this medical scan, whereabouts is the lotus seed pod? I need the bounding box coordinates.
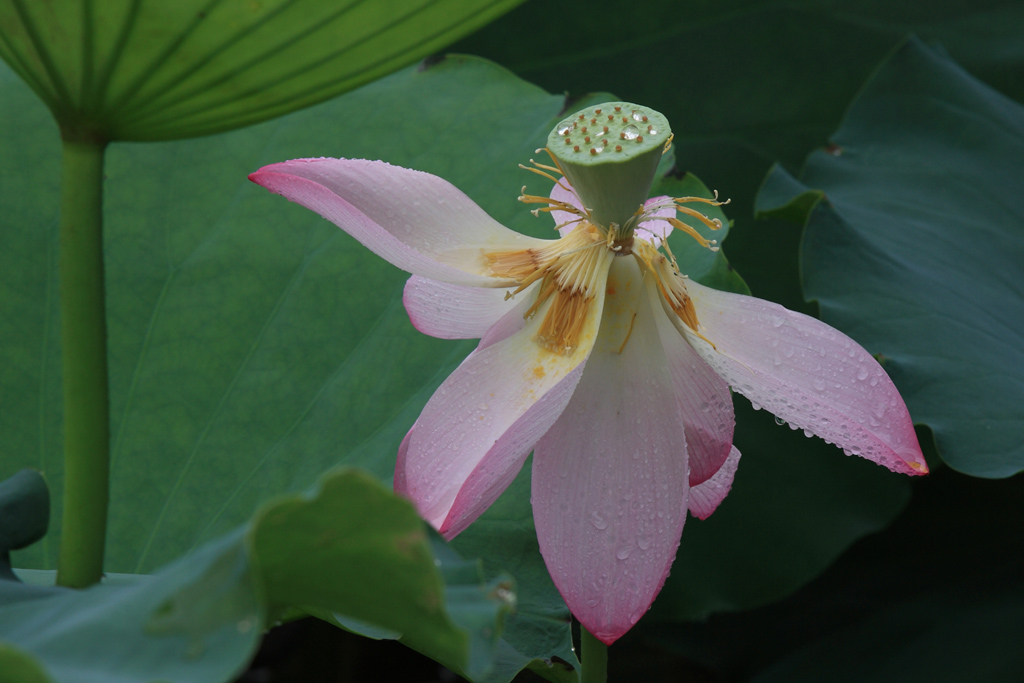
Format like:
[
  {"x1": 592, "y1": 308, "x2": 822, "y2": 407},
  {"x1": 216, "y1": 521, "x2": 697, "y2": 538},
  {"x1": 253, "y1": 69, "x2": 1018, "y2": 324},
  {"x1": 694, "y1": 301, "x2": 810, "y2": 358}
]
[{"x1": 547, "y1": 102, "x2": 671, "y2": 236}]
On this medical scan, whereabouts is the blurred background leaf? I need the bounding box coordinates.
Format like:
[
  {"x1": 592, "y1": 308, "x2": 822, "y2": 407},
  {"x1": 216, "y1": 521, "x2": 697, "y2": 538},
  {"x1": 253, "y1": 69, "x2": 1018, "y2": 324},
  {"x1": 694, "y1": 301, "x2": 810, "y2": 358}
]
[
  {"x1": 752, "y1": 586, "x2": 1024, "y2": 683},
  {"x1": 758, "y1": 39, "x2": 1024, "y2": 477},
  {"x1": 1, "y1": 529, "x2": 263, "y2": 683},
  {"x1": 1, "y1": 468, "x2": 512, "y2": 683},
  {"x1": 0, "y1": 0, "x2": 525, "y2": 140}
]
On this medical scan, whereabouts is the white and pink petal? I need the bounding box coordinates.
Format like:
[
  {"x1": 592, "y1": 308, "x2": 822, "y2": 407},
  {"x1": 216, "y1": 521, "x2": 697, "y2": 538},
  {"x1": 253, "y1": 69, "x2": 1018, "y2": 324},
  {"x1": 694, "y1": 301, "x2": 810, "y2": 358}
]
[
  {"x1": 403, "y1": 275, "x2": 533, "y2": 340},
  {"x1": 395, "y1": 273, "x2": 609, "y2": 539},
  {"x1": 635, "y1": 197, "x2": 676, "y2": 243},
  {"x1": 649, "y1": 279, "x2": 735, "y2": 486},
  {"x1": 688, "y1": 446, "x2": 741, "y2": 520},
  {"x1": 550, "y1": 182, "x2": 674, "y2": 242},
  {"x1": 679, "y1": 280, "x2": 928, "y2": 476},
  {"x1": 250, "y1": 158, "x2": 548, "y2": 286},
  {"x1": 532, "y1": 258, "x2": 689, "y2": 645}
]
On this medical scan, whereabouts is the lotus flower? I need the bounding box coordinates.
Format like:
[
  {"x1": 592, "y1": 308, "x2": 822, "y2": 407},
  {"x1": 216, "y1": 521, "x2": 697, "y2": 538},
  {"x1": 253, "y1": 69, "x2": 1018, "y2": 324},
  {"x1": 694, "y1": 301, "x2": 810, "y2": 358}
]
[{"x1": 249, "y1": 101, "x2": 926, "y2": 644}]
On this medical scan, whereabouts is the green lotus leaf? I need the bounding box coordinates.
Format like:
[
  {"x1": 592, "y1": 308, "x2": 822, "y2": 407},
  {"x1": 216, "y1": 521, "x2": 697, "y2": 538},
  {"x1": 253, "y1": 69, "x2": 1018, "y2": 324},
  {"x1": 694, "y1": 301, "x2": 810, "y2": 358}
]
[
  {"x1": 757, "y1": 38, "x2": 1024, "y2": 478},
  {"x1": 0, "y1": 0, "x2": 523, "y2": 141}
]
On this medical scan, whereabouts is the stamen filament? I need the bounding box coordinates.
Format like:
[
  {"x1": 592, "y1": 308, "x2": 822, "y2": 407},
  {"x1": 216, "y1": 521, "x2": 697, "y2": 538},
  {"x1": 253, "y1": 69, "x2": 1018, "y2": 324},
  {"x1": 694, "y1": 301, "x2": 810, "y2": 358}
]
[
  {"x1": 672, "y1": 193, "x2": 730, "y2": 208},
  {"x1": 528, "y1": 160, "x2": 564, "y2": 175},
  {"x1": 673, "y1": 206, "x2": 723, "y2": 231},
  {"x1": 518, "y1": 163, "x2": 563, "y2": 186},
  {"x1": 667, "y1": 217, "x2": 719, "y2": 251}
]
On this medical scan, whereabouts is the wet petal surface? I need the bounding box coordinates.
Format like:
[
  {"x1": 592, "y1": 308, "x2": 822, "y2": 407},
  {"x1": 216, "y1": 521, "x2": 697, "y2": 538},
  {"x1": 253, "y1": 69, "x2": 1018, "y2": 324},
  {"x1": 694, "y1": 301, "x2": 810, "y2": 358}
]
[
  {"x1": 533, "y1": 257, "x2": 689, "y2": 644},
  {"x1": 681, "y1": 280, "x2": 927, "y2": 475},
  {"x1": 251, "y1": 158, "x2": 546, "y2": 285}
]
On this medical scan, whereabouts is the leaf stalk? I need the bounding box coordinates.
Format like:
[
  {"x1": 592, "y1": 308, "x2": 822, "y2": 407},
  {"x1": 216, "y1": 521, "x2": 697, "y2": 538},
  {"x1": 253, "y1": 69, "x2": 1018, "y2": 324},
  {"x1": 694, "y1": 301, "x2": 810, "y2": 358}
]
[{"x1": 55, "y1": 134, "x2": 110, "y2": 588}]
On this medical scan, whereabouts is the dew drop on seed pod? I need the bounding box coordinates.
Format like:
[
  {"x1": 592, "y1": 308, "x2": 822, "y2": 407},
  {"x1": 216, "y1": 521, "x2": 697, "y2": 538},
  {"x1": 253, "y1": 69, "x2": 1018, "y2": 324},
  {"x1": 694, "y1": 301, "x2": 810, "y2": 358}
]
[
  {"x1": 557, "y1": 121, "x2": 574, "y2": 135},
  {"x1": 631, "y1": 110, "x2": 644, "y2": 122},
  {"x1": 621, "y1": 125, "x2": 641, "y2": 140}
]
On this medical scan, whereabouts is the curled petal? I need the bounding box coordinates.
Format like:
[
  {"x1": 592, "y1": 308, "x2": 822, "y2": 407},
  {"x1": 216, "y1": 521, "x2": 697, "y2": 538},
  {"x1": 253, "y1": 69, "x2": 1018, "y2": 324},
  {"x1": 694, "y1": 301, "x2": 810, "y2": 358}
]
[
  {"x1": 550, "y1": 180, "x2": 587, "y2": 236},
  {"x1": 250, "y1": 158, "x2": 546, "y2": 285},
  {"x1": 533, "y1": 258, "x2": 688, "y2": 645},
  {"x1": 550, "y1": 182, "x2": 674, "y2": 242},
  {"x1": 681, "y1": 280, "x2": 928, "y2": 475},
  {"x1": 404, "y1": 275, "x2": 529, "y2": 340},
  {"x1": 635, "y1": 196, "x2": 675, "y2": 243},
  {"x1": 688, "y1": 446, "x2": 741, "y2": 520},
  {"x1": 396, "y1": 275, "x2": 608, "y2": 538},
  {"x1": 649, "y1": 279, "x2": 734, "y2": 486}
]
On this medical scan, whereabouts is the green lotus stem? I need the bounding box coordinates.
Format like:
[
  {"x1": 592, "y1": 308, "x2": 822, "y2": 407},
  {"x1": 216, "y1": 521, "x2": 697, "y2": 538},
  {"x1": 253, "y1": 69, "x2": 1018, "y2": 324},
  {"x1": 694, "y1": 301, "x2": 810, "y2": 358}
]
[
  {"x1": 580, "y1": 626, "x2": 608, "y2": 683},
  {"x1": 54, "y1": 135, "x2": 110, "y2": 588}
]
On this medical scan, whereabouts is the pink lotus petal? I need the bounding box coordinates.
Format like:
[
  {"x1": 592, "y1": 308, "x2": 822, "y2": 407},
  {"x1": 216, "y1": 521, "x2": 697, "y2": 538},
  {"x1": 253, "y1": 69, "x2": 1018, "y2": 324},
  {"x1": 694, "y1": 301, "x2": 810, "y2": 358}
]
[
  {"x1": 532, "y1": 258, "x2": 688, "y2": 645},
  {"x1": 682, "y1": 280, "x2": 928, "y2": 475},
  {"x1": 439, "y1": 359, "x2": 588, "y2": 538},
  {"x1": 551, "y1": 181, "x2": 587, "y2": 237},
  {"x1": 649, "y1": 282, "x2": 735, "y2": 486},
  {"x1": 688, "y1": 446, "x2": 741, "y2": 520},
  {"x1": 403, "y1": 275, "x2": 526, "y2": 340},
  {"x1": 635, "y1": 196, "x2": 675, "y2": 243},
  {"x1": 551, "y1": 184, "x2": 673, "y2": 242},
  {"x1": 250, "y1": 158, "x2": 546, "y2": 286},
  {"x1": 396, "y1": 275, "x2": 609, "y2": 538}
]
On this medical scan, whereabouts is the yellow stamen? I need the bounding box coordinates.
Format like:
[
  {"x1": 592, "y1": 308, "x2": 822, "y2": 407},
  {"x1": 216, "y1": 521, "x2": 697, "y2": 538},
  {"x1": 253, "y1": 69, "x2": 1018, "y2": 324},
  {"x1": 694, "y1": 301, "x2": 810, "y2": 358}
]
[
  {"x1": 672, "y1": 191, "x2": 730, "y2": 208},
  {"x1": 518, "y1": 163, "x2": 563, "y2": 186},
  {"x1": 673, "y1": 206, "x2": 723, "y2": 232},
  {"x1": 536, "y1": 288, "x2": 592, "y2": 354},
  {"x1": 662, "y1": 133, "x2": 674, "y2": 155},
  {"x1": 633, "y1": 241, "x2": 704, "y2": 337},
  {"x1": 518, "y1": 193, "x2": 588, "y2": 219},
  {"x1": 667, "y1": 217, "x2": 719, "y2": 251},
  {"x1": 486, "y1": 224, "x2": 611, "y2": 355}
]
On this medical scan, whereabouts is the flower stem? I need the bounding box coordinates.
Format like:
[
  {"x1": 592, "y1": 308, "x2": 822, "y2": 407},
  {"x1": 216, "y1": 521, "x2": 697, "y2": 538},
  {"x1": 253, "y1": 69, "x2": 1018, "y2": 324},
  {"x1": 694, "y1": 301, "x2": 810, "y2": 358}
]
[
  {"x1": 580, "y1": 626, "x2": 608, "y2": 683},
  {"x1": 54, "y1": 135, "x2": 110, "y2": 588}
]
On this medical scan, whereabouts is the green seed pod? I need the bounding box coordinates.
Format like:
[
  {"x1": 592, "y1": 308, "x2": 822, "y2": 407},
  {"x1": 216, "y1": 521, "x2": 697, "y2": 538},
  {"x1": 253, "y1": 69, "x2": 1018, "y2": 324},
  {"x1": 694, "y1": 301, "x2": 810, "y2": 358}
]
[{"x1": 547, "y1": 102, "x2": 671, "y2": 236}]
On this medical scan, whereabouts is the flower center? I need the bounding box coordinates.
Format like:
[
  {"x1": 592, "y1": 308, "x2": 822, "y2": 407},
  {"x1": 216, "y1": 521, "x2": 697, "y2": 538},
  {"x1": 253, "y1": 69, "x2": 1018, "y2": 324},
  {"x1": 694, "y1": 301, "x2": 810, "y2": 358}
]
[
  {"x1": 487, "y1": 223, "x2": 613, "y2": 354},
  {"x1": 484, "y1": 102, "x2": 733, "y2": 353}
]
